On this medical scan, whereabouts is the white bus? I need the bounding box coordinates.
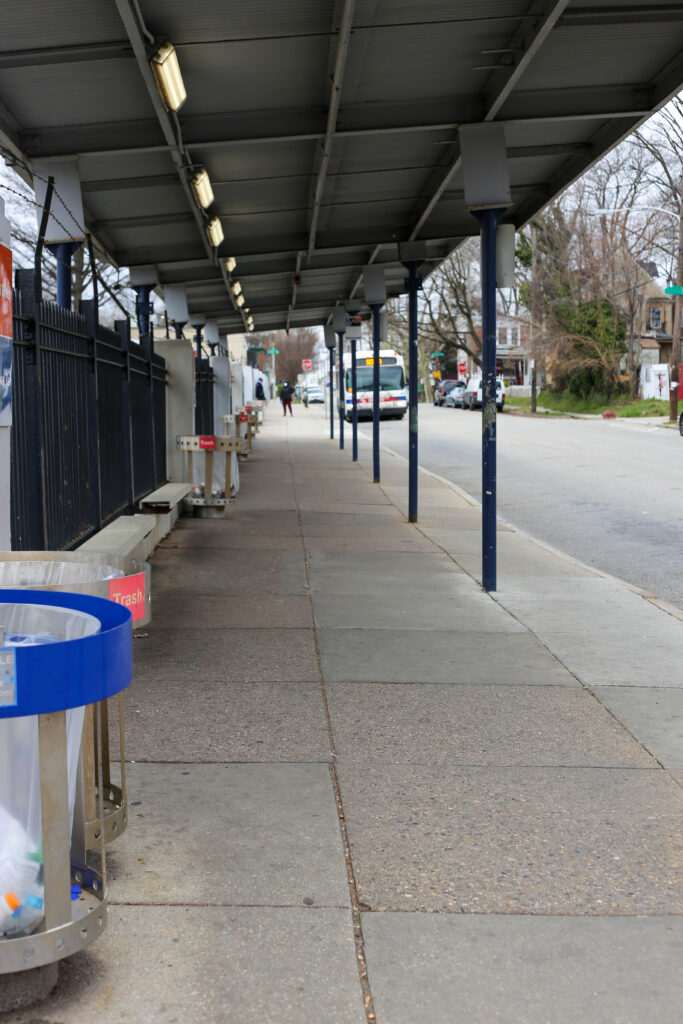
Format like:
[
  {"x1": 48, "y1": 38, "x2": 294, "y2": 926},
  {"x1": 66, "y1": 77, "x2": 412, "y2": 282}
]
[{"x1": 339, "y1": 349, "x2": 407, "y2": 421}]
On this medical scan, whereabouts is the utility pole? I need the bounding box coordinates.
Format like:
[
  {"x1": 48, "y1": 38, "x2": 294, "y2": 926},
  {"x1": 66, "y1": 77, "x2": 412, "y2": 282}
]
[
  {"x1": 530, "y1": 225, "x2": 537, "y2": 414},
  {"x1": 669, "y1": 172, "x2": 683, "y2": 423}
]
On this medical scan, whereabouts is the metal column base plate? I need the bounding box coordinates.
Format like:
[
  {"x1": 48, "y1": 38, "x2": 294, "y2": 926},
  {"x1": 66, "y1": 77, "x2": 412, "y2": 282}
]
[
  {"x1": 0, "y1": 869, "x2": 107, "y2": 975},
  {"x1": 85, "y1": 784, "x2": 127, "y2": 848}
]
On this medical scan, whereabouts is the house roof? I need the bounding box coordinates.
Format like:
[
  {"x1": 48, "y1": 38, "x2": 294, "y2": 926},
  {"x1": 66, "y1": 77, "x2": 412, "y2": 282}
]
[{"x1": 1, "y1": 1, "x2": 683, "y2": 334}]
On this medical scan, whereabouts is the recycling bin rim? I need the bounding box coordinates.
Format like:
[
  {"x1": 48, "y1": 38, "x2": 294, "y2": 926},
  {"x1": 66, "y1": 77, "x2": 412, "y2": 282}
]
[{"x1": 0, "y1": 590, "x2": 133, "y2": 719}]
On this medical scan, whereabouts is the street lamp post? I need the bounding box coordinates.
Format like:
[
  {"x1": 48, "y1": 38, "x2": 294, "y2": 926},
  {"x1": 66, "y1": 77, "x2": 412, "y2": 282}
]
[{"x1": 592, "y1": 198, "x2": 683, "y2": 421}]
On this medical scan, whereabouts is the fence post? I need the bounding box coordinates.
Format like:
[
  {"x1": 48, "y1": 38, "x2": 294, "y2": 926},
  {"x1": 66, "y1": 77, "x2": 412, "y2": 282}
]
[
  {"x1": 140, "y1": 327, "x2": 157, "y2": 493},
  {"x1": 79, "y1": 299, "x2": 103, "y2": 531},
  {"x1": 115, "y1": 319, "x2": 135, "y2": 509},
  {"x1": 12, "y1": 269, "x2": 44, "y2": 549}
]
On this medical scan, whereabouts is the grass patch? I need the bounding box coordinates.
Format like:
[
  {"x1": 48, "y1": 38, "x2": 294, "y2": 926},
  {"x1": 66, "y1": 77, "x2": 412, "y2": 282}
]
[{"x1": 507, "y1": 391, "x2": 670, "y2": 417}]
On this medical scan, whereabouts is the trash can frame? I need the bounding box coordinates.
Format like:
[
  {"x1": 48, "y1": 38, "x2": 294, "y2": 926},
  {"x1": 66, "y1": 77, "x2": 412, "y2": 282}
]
[
  {"x1": 0, "y1": 591, "x2": 132, "y2": 975},
  {"x1": 0, "y1": 553, "x2": 150, "y2": 853},
  {"x1": 178, "y1": 434, "x2": 244, "y2": 516}
]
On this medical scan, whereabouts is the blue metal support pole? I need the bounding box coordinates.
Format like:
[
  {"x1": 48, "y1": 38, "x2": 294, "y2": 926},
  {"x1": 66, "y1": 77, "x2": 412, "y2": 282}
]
[
  {"x1": 134, "y1": 284, "x2": 153, "y2": 340},
  {"x1": 329, "y1": 347, "x2": 335, "y2": 440},
  {"x1": 371, "y1": 304, "x2": 381, "y2": 482},
  {"x1": 337, "y1": 332, "x2": 345, "y2": 449},
  {"x1": 474, "y1": 208, "x2": 504, "y2": 591},
  {"x1": 404, "y1": 262, "x2": 421, "y2": 521},
  {"x1": 351, "y1": 338, "x2": 358, "y2": 461},
  {"x1": 47, "y1": 241, "x2": 78, "y2": 309}
]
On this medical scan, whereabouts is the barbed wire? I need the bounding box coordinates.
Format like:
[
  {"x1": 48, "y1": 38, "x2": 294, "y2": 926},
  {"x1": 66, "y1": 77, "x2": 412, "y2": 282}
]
[{"x1": 1, "y1": 169, "x2": 137, "y2": 317}]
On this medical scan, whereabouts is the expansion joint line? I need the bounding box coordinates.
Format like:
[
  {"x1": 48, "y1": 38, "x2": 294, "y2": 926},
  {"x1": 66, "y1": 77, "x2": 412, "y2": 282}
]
[{"x1": 284, "y1": 420, "x2": 377, "y2": 1024}]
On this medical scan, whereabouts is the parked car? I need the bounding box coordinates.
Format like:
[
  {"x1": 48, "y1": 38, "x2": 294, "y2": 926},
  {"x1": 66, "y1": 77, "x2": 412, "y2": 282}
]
[
  {"x1": 463, "y1": 376, "x2": 506, "y2": 411},
  {"x1": 303, "y1": 384, "x2": 324, "y2": 406},
  {"x1": 433, "y1": 379, "x2": 459, "y2": 406},
  {"x1": 444, "y1": 381, "x2": 467, "y2": 408}
]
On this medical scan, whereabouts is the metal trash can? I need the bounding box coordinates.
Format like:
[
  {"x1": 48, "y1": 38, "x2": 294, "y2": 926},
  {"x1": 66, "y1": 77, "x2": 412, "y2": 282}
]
[
  {"x1": 0, "y1": 553, "x2": 150, "y2": 852},
  {"x1": 178, "y1": 434, "x2": 244, "y2": 516},
  {"x1": 0, "y1": 590, "x2": 132, "y2": 1011}
]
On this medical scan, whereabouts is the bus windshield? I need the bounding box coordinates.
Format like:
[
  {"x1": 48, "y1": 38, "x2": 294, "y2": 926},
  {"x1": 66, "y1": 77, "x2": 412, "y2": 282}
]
[{"x1": 347, "y1": 366, "x2": 405, "y2": 391}]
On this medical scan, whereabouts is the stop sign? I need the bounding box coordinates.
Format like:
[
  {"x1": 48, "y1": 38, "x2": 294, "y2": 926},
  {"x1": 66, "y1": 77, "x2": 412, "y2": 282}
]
[
  {"x1": 301, "y1": 359, "x2": 313, "y2": 371},
  {"x1": 458, "y1": 362, "x2": 467, "y2": 375}
]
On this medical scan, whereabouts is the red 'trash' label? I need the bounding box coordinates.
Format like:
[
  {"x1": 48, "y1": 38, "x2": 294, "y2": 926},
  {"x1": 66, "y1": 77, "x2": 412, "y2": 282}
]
[
  {"x1": 238, "y1": 413, "x2": 248, "y2": 422},
  {"x1": 0, "y1": 244, "x2": 12, "y2": 340},
  {"x1": 109, "y1": 572, "x2": 146, "y2": 621},
  {"x1": 198, "y1": 436, "x2": 216, "y2": 449}
]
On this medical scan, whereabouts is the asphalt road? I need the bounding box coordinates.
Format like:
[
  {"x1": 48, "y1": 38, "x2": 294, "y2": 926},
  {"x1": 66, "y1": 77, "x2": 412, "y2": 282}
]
[{"x1": 366, "y1": 404, "x2": 683, "y2": 609}]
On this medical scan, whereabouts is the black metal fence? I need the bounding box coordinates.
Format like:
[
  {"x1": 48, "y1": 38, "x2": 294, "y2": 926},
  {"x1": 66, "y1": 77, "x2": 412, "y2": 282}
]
[
  {"x1": 11, "y1": 269, "x2": 167, "y2": 550},
  {"x1": 195, "y1": 357, "x2": 215, "y2": 434}
]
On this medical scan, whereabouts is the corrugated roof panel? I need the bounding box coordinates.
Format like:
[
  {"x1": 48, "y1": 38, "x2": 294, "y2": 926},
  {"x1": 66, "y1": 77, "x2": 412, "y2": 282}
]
[
  {"x1": 517, "y1": 23, "x2": 683, "y2": 92},
  {"x1": 0, "y1": 60, "x2": 151, "y2": 130},
  {"x1": 333, "y1": 133, "x2": 456, "y2": 175},
  {"x1": 370, "y1": 0, "x2": 529, "y2": 26},
  {"x1": 322, "y1": 167, "x2": 431, "y2": 206},
  {"x1": 203, "y1": 143, "x2": 317, "y2": 184},
  {"x1": 214, "y1": 177, "x2": 310, "y2": 218},
  {"x1": 141, "y1": 0, "x2": 337, "y2": 44},
  {"x1": 177, "y1": 39, "x2": 330, "y2": 116},
  {"x1": 86, "y1": 183, "x2": 190, "y2": 222},
  {"x1": 345, "y1": 21, "x2": 507, "y2": 105},
  {"x1": 2, "y1": 0, "x2": 125, "y2": 49},
  {"x1": 80, "y1": 151, "x2": 179, "y2": 185}
]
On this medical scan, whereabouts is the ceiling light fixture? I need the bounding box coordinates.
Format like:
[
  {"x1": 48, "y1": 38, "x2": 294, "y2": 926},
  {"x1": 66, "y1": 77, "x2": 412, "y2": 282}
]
[
  {"x1": 236, "y1": 293, "x2": 245, "y2": 308},
  {"x1": 150, "y1": 41, "x2": 187, "y2": 112},
  {"x1": 225, "y1": 256, "x2": 237, "y2": 273},
  {"x1": 191, "y1": 168, "x2": 214, "y2": 209},
  {"x1": 231, "y1": 281, "x2": 242, "y2": 297},
  {"x1": 206, "y1": 217, "x2": 224, "y2": 248}
]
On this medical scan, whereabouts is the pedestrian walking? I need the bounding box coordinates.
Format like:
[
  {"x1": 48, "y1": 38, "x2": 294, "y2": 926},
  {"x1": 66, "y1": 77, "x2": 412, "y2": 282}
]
[
  {"x1": 280, "y1": 380, "x2": 294, "y2": 416},
  {"x1": 255, "y1": 378, "x2": 266, "y2": 400}
]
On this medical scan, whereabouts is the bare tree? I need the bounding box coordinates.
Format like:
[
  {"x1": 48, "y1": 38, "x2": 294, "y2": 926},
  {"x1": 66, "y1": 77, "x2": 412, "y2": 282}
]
[{"x1": 253, "y1": 327, "x2": 320, "y2": 385}]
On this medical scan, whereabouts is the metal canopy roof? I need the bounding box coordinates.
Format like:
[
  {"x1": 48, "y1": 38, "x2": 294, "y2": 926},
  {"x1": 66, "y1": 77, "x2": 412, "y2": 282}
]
[{"x1": 2, "y1": 1, "x2": 683, "y2": 334}]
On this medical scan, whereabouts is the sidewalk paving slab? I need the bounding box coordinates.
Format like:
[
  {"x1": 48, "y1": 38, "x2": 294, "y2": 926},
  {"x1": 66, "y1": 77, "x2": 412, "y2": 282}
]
[
  {"x1": 3, "y1": 907, "x2": 364, "y2": 1024},
  {"x1": 362, "y1": 914, "x2": 683, "y2": 1024},
  {"x1": 132, "y1": 627, "x2": 319, "y2": 683},
  {"x1": 150, "y1": 547, "x2": 309, "y2": 596},
  {"x1": 336, "y1": 763, "x2": 683, "y2": 914},
  {"x1": 325, "y1": 682, "x2": 658, "y2": 767},
  {"x1": 312, "y1": 588, "x2": 527, "y2": 632},
  {"x1": 150, "y1": 593, "x2": 314, "y2": 629},
  {"x1": 539, "y1": 630, "x2": 683, "y2": 687},
  {"x1": 113, "y1": 679, "x2": 331, "y2": 763},
  {"x1": 108, "y1": 763, "x2": 350, "y2": 908},
  {"x1": 593, "y1": 686, "x2": 683, "y2": 769},
  {"x1": 316, "y1": 628, "x2": 576, "y2": 684}
]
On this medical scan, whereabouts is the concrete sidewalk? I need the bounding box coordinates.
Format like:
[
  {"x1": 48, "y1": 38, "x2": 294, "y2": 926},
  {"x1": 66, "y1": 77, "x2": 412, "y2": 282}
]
[{"x1": 4, "y1": 410, "x2": 682, "y2": 1023}]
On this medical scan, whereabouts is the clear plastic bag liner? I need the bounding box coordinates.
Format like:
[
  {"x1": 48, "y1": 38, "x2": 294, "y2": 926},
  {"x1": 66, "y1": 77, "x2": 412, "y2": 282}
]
[
  {"x1": 0, "y1": 560, "x2": 124, "y2": 587},
  {"x1": 0, "y1": 605, "x2": 100, "y2": 937}
]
